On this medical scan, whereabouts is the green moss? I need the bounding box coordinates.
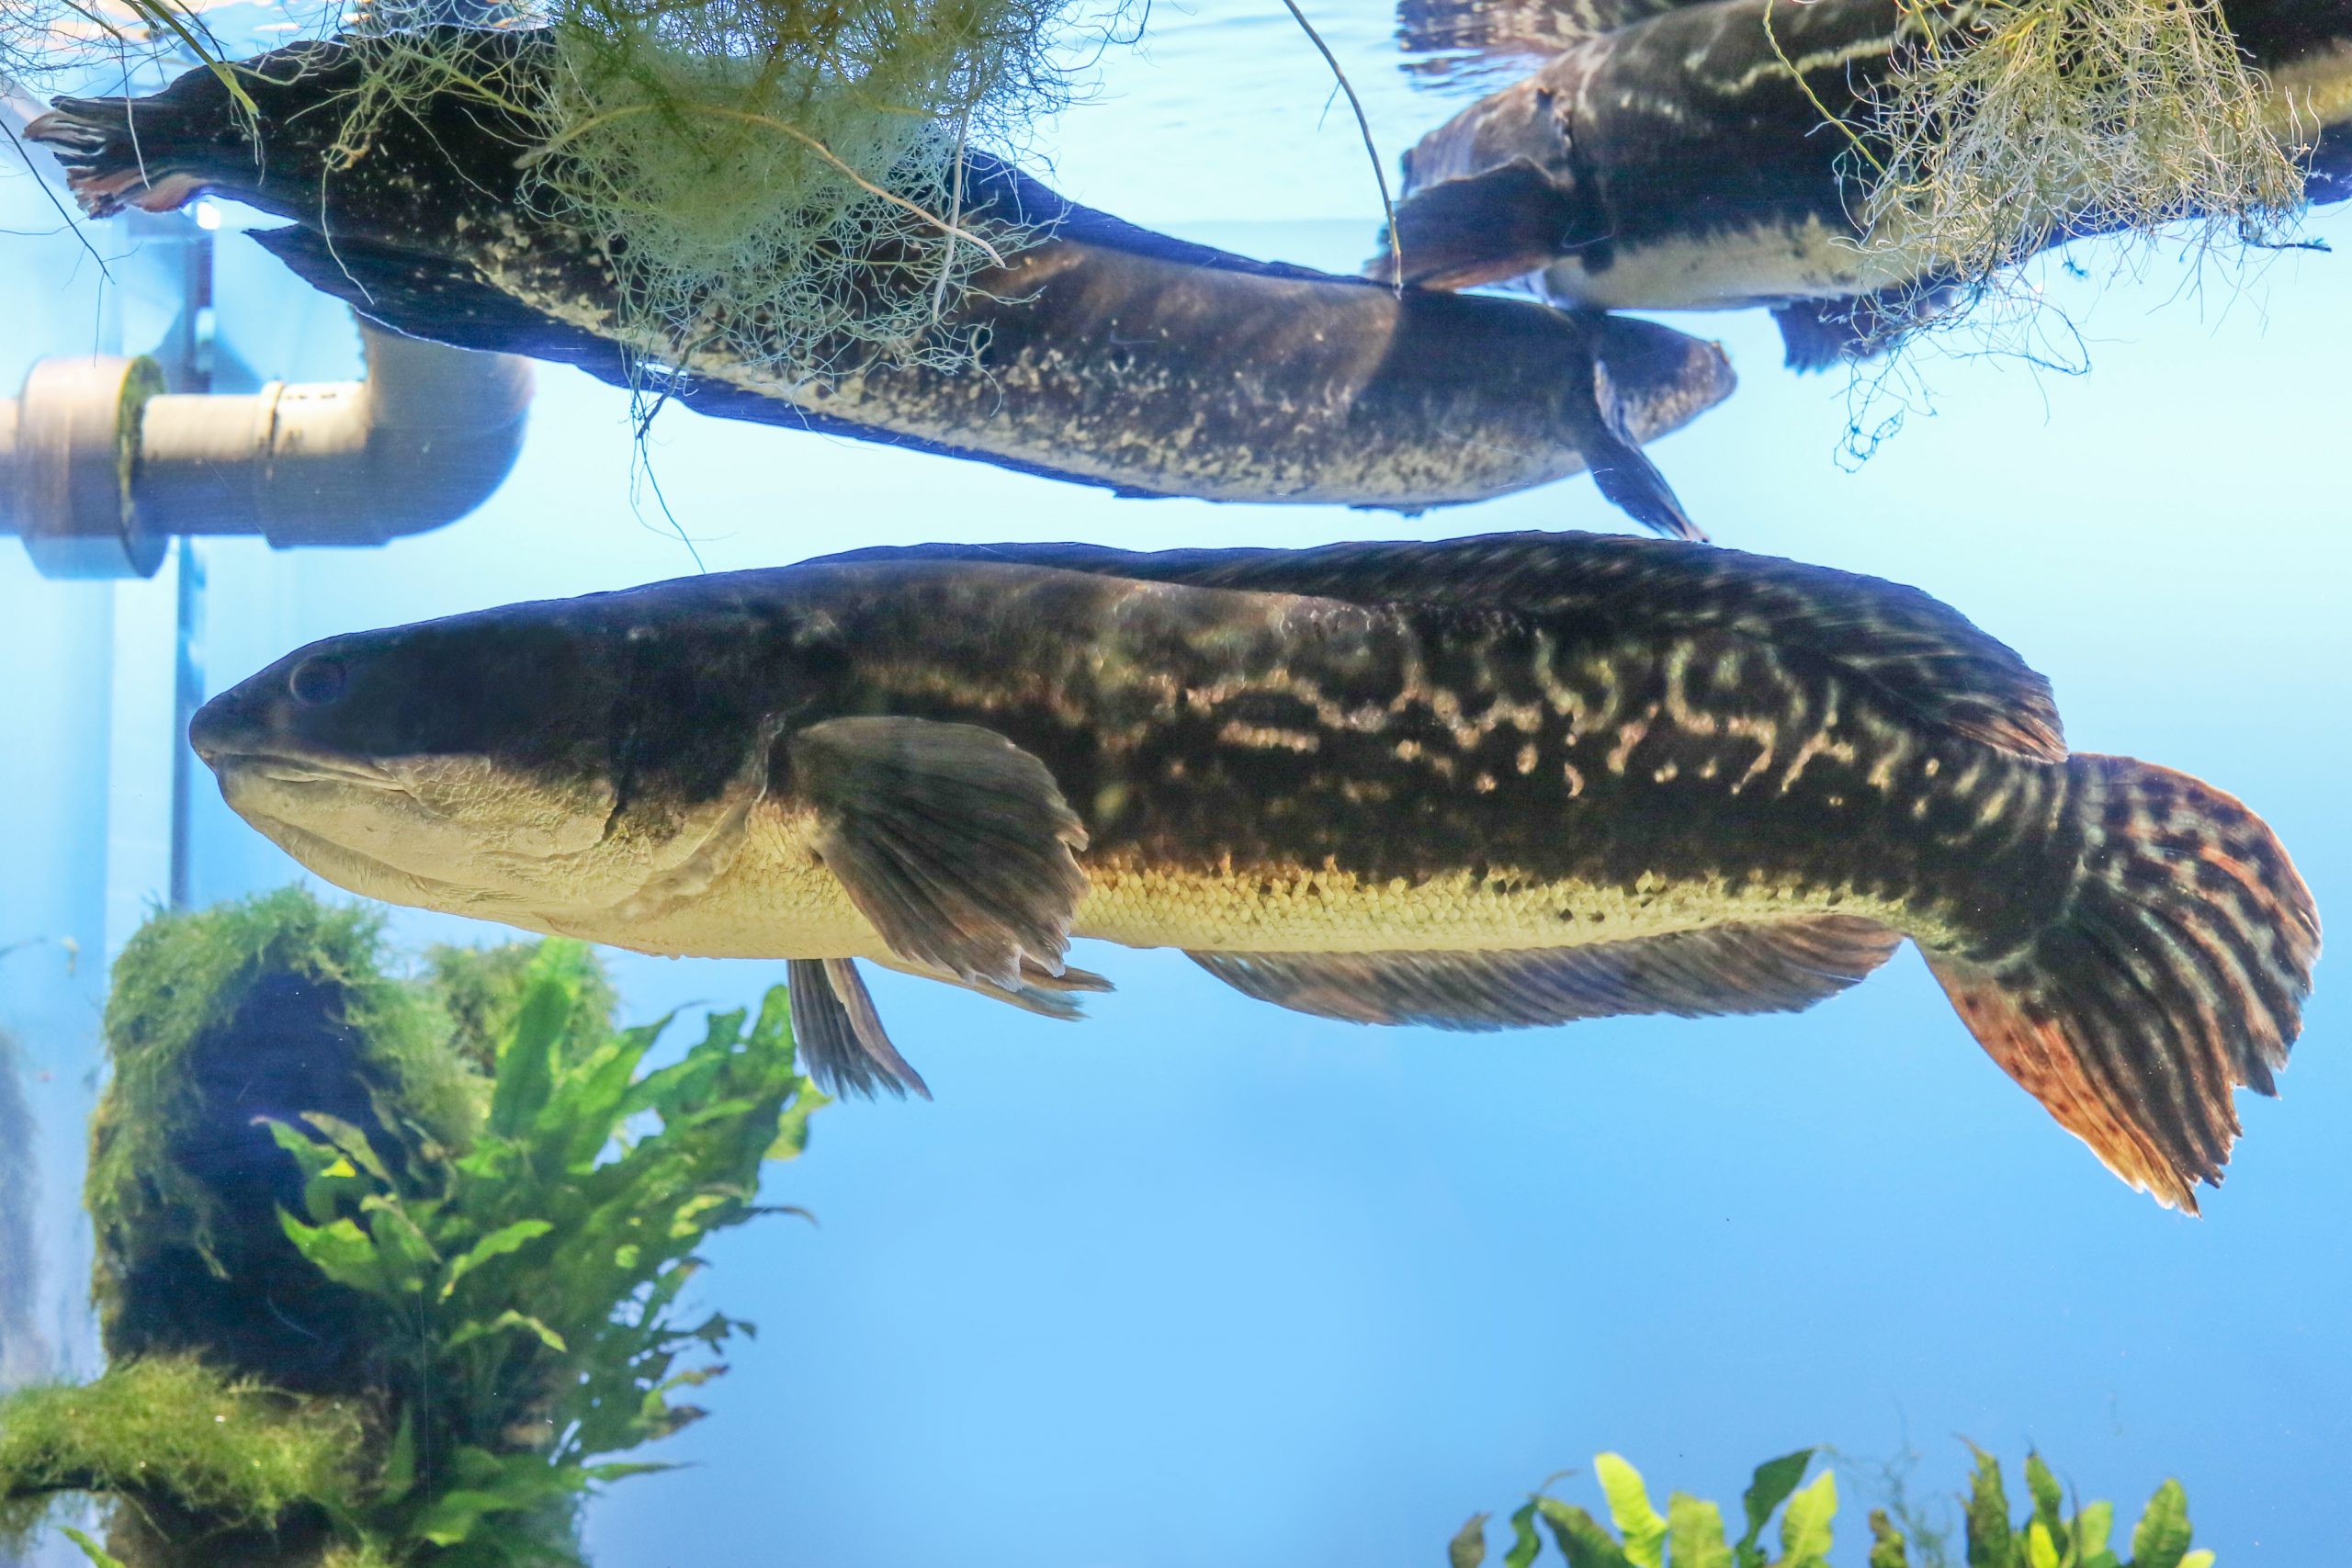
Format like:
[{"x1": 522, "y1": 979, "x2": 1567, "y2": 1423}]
[
  {"x1": 94, "y1": 889, "x2": 479, "y2": 1269},
  {"x1": 420, "y1": 941, "x2": 616, "y2": 1076},
  {"x1": 0, "y1": 1357, "x2": 367, "y2": 1545},
  {"x1": 89, "y1": 891, "x2": 485, "y2": 1382},
  {"x1": 34, "y1": 892, "x2": 822, "y2": 1564}
]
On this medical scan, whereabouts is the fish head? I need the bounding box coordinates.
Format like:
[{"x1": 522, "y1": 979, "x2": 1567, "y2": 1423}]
[{"x1": 189, "y1": 605, "x2": 664, "y2": 921}]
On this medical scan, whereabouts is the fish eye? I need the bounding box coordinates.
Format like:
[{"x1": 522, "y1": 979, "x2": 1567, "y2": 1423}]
[{"x1": 288, "y1": 655, "x2": 346, "y2": 706}]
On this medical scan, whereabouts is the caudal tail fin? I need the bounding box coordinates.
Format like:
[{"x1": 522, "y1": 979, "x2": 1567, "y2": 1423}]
[{"x1": 1923, "y1": 754, "x2": 2318, "y2": 1212}]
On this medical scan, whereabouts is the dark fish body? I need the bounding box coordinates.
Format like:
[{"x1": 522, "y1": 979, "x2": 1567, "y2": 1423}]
[
  {"x1": 1389, "y1": 0, "x2": 2352, "y2": 365},
  {"x1": 187, "y1": 533, "x2": 2317, "y2": 1211},
  {"x1": 26, "y1": 34, "x2": 1729, "y2": 534}
]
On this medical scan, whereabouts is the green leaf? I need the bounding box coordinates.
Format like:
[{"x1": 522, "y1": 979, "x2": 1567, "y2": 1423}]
[
  {"x1": 2128, "y1": 1481, "x2": 2193, "y2": 1568},
  {"x1": 1596, "y1": 1454, "x2": 1668, "y2": 1568},
  {"x1": 768, "y1": 1079, "x2": 827, "y2": 1161},
  {"x1": 445, "y1": 1308, "x2": 569, "y2": 1353},
  {"x1": 359, "y1": 1194, "x2": 441, "y2": 1292},
  {"x1": 1540, "y1": 1500, "x2": 1636, "y2": 1568},
  {"x1": 1736, "y1": 1450, "x2": 1815, "y2": 1562},
  {"x1": 1504, "y1": 1499, "x2": 1544, "y2": 1568},
  {"x1": 1867, "y1": 1509, "x2": 1909, "y2": 1568},
  {"x1": 2176, "y1": 1552, "x2": 2214, "y2": 1568},
  {"x1": 60, "y1": 1529, "x2": 127, "y2": 1568},
  {"x1": 277, "y1": 1211, "x2": 390, "y2": 1295},
  {"x1": 489, "y1": 966, "x2": 574, "y2": 1137},
  {"x1": 2076, "y1": 1500, "x2": 2114, "y2": 1564},
  {"x1": 1775, "y1": 1469, "x2": 1835, "y2": 1566},
  {"x1": 441, "y1": 1218, "x2": 556, "y2": 1300},
  {"x1": 2025, "y1": 1454, "x2": 2068, "y2": 1558},
  {"x1": 2027, "y1": 1522, "x2": 2061, "y2": 1568},
  {"x1": 261, "y1": 1118, "x2": 356, "y2": 1223},
  {"x1": 1964, "y1": 1447, "x2": 2015, "y2": 1568},
  {"x1": 1667, "y1": 1493, "x2": 1734, "y2": 1568},
  {"x1": 300, "y1": 1111, "x2": 393, "y2": 1183},
  {"x1": 1449, "y1": 1515, "x2": 1491, "y2": 1568},
  {"x1": 379, "y1": 1406, "x2": 418, "y2": 1504}
]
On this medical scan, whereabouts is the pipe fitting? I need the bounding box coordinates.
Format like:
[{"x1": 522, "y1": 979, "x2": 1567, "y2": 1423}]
[{"x1": 1, "y1": 319, "x2": 535, "y2": 579}]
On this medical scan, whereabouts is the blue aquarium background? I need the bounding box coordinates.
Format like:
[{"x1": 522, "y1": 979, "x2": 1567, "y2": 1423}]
[{"x1": 1, "y1": 3, "x2": 2346, "y2": 1561}]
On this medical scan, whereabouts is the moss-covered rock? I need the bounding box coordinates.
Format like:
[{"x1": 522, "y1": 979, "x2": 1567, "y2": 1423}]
[
  {"x1": 7, "y1": 887, "x2": 818, "y2": 1566},
  {"x1": 90, "y1": 891, "x2": 481, "y2": 1393}
]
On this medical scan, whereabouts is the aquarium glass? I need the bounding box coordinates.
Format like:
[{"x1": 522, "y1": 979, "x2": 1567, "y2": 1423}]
[{"x1": 0, "y1": 1, "x2": 2346, "y2": 1562}]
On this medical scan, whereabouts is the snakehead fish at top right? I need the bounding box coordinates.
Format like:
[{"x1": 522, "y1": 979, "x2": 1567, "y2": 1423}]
[{"x1": 188, "y1": 534, "x2": 2320, "y2": 1213}]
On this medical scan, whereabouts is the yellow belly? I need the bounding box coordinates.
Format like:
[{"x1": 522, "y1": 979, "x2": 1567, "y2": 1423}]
[{"x1": 570, "y1": 828, "x2": 1905, "y2": 962}]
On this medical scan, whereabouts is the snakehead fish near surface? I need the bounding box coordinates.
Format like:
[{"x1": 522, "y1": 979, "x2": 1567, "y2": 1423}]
[
  {"x1": 188, "y1": 535, "x2": 2318, "y2": 1212},
  {"x1": 25, "y1": 32, "x2": 1729, "y2": 537},
  {"x1": 1384, "y1": 0, "x2": 2352, "y2": 367}
]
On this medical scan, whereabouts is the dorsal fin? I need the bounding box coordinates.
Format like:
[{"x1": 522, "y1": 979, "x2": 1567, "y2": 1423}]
[{"x1": 808, "y1": 534, "x2": 2066, "y2": 761}]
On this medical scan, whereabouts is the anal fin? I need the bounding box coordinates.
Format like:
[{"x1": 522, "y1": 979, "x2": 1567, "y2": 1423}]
[
  {"x1": 1187, "y1": 915, "x2": 1901, "y2": 1031},
  {"x1": 786, "y1": 957, "x2": 932, "y2": 1100}
]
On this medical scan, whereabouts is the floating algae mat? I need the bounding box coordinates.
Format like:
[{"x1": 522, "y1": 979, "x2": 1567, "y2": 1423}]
[
  {"x1": 1847, "y1": 0, "x2": 2312, "y2": 340},
  {"x1": 327, "y1": 0, "x2": 1082, "y2": 378},
  {"x1": 21, "y1": 0, "x2": 1091, "y2": 382},
  {"x1": 0, "y1": 889, "x2": 825, "y2": 1567}
]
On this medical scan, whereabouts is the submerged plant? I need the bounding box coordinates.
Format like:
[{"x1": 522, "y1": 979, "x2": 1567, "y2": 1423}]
[
  {"x1": 309, "y1": 0, "x2": 1083, "y2": 385},
  {"x1": 0, "y1": 889, "x2": 825, "y2": 1566},
  {"x1": 1806, "y1": 0, "x2": 2310, "y2": 354},
  {"x1": 1452, "y1": 1448, "x2": 2215, "y2": 1568}
]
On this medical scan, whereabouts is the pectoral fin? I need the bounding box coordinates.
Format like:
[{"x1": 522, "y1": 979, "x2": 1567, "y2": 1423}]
[
  {"x1": 790, "y1": 716, "x2": 1091, "y2": 987},
  {"x1": 1188, "y1": 916, "x2": 1900, "y2": 1030},
  {"x1": 1577, "y1": 344, "x2": 1704, "y2": 541},
  {"x1": 787, "y1": 957, "x2": 932, "y2": 1100},
  {"x1": 1377, "y1": 162, "x2": 1581, "y2": 289}
]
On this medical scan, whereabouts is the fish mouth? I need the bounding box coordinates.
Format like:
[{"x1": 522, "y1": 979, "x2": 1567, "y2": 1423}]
[{"x1": 207, "y1": 750, "x2": 404, "y2": 787}]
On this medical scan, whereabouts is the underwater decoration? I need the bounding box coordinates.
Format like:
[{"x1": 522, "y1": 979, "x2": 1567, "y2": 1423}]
[
  {"x1": 1449, "y1": 1448, "x2": 2216, "y2": 1568},
  {"x1": 0, "y1": 890, "x2": 824, "y2": 1567},
  {"x1": 27, "y1": 33, "x2": 1732, "y2": 536},
  {"x1": 185, "y1": 531, "x2": 2317, "y2": 1212},
  {"x1": 1385, "y1": 0, "x2": 2351, "y2": 367}
]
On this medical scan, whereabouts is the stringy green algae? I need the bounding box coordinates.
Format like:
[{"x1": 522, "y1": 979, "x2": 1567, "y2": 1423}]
[{"x1": 318, "y1": 0, "x2": 1088, "y2": 385}]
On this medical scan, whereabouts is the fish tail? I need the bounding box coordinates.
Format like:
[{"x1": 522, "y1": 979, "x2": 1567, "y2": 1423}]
[
  {"x1": 1922, "y1": 754, "x2": 2318, "y2": 1212},
  {"x1": 25, "y1": 93, "x2": 210, "y2": 218}
]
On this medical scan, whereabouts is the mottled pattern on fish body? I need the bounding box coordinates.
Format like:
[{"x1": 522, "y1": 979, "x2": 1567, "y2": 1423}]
[
  {"x1": 189, "y1": 536, "x2": 2315, "y2": 1212},
  {"x1": 26, "y1": 32, "x2": 1728, "y2": 528},
  {"x1": 1392, "y1": 0, "x2": 2352, "y2": 321},
  {"x1": 535, "y1": 559, "x2": 2073, "y2": 969}
]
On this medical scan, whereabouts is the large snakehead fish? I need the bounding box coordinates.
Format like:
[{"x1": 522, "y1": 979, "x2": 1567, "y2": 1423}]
[
  {"x1": 1385, "y1": 0, "x2": 2352, "y2": 367},
  {"x1": 24, "y1": 31, "x2": 1732, "y2": 536},
  {"x1": 188, "y1": 532, "x2": 2318, "y2": 1212}
]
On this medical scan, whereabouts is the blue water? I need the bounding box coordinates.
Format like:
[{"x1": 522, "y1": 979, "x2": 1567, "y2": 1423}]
[{"x1": 5, "y1": 3, "x2": 2350, "y2": 1561}]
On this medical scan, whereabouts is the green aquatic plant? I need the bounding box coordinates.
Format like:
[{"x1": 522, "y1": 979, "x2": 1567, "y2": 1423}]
[
  {"x1": 1, "y1": 890, "x2": 823, "y2": 1566},
  {"x1": 1771, "y1": 0, "x2": 2310, "y2": 361},
  {"x1": 1451, "y1": 1449, "x2": 2215, "y2": 1568},
  {"x1": 88, "y1": 888, "x2": 480, "y2": 1384},
  {"x1": 268, "y1": 941, "x2": 822, "y2": 1560},
  {"x1": 310, "y1": 0, "x2": 1085, "y2": 386}
]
